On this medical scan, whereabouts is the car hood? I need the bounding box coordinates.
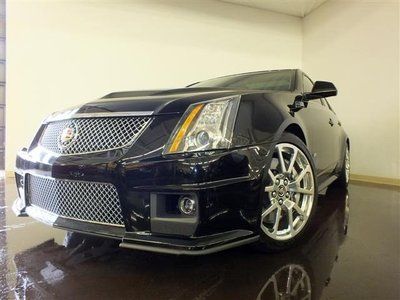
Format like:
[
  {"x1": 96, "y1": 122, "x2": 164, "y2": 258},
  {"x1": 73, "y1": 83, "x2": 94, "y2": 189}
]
[{"x1": 77, "y1": 88, "x2": 255, "y2": 115}]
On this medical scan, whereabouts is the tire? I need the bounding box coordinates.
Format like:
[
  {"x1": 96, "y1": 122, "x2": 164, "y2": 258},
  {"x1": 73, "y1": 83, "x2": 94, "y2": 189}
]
[
  {"x1": 335, "y1": 144, "x2": 350, "y2": 188},
  {"x1": 254, "y1": 132, "x2": 318, "y2": 252}
]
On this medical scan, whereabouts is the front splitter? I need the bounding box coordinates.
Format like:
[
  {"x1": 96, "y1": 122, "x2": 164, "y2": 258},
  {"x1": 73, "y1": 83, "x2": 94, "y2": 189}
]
[{"x1": 120, "y1": 230, "x2": 259, "y2": 255}]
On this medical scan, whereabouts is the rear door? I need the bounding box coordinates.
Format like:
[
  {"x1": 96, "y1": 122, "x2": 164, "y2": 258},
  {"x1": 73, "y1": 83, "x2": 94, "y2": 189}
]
[{"x1": 322, "y1": 97, "x2": 343, "y2": 170}]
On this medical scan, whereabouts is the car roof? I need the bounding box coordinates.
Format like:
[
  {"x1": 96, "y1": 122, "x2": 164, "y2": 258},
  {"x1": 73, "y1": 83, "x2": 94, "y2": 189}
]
[{"x1": 200, "y1": 69, "x2": 299, "y2": 80}]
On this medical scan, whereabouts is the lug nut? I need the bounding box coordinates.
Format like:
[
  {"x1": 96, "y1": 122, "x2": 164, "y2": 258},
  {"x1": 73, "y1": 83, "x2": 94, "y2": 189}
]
[
  {"x1": 285, "y1": 192, "x2": 290, "y2": 198},
  {"x1": 284, "y1": 179, "x2": 288, "y2": 185},
  {"x1": 272, "y1": 191, "x2": 277, "y2": 198},
  {"x1": 275, "y1": 179, "x2": 280, "y2": 185},
  {"x1": 278, "y1": 199, "x2": 283, "y2": 205}
]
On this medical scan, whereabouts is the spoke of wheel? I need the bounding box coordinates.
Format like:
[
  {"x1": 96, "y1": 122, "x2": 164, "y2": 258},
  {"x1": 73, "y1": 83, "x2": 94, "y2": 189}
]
[
  {"x1": 262, "y1": 203, "x2": 278, "y2": 219},
  {"x1": 291, "y1": 272, "x2": 306, "y2": 295},
  {"x1": 289, "y1": 181, "x2": 313, "y2": 196},
  {"x1": 268, "y1": 169, "x2": 276, "y2": 181},
  {"x1": 256, "y1": 273, "x2": 280, "y2": 300},
  {"x1": 272, "y1": 276, "x2": 279, "y2": 300},
  {"x1": 287, "y1": 148, "x2": 298, "y2": 174},
  {"x1": 293, "y1": 203, "x2": 305, "y2": 216},
  {"x1": 272, "y1": 207, "x2": 282, "y2": 234},
  {"x1": 265, "y1": 185, "x2": 274, "y2": 192},
  {"x1": 286, "y1": 265, "x2": 293, "y2": 294},
  {"x1": 288, "y1": 207, "x2": 294, "y2": 233},
  {"x1": 265, "y1": 170, "x2": 276, "y2": 192},
  {"x1": 277, "y1": 145, "x2": 287, "y2": 173},
  {"x1": 295, "y1": 187, "x2": 314, "y2": 195},
  {"x1": 294, "y1": 193, "x2": 300, "y2": 205},
  {"x1": 294, "y1": 165, "x2": 311, "y2": 184}
]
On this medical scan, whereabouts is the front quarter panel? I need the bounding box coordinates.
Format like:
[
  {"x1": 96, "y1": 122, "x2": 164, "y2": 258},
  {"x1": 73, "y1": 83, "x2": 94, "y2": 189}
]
[{"x1": 233, "y1": 92, "x2": 306, "y2": 148}]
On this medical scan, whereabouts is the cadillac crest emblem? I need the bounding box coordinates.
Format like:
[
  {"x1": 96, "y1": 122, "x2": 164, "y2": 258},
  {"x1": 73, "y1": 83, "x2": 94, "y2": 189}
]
[{"x1": 58, "y1": 122, "x2": 78, "y2": 149}]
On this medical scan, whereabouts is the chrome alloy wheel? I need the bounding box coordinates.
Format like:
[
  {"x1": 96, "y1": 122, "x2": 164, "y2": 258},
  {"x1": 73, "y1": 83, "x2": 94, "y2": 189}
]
[
  {"x1": 262, "y1": 143, "x2": 315, "y2": 241},
  {"x1": 345, "y1": 147, "x2": 350, "y2": 184}
]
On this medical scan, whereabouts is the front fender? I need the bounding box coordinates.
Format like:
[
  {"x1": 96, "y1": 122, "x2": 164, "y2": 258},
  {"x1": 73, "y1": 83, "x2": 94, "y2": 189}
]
[{"x1": 233, "y1": 92, "x2": 307, "y2": 148}]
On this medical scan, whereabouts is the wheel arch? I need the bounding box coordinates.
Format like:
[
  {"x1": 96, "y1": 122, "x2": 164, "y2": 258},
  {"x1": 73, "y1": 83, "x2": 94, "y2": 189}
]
[{"x1": 283, "y1": 123, "x2": 307, "y2": 146}]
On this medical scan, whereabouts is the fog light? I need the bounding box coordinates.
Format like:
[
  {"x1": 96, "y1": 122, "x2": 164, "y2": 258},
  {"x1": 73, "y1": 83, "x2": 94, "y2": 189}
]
[{"x1": 179, "y1": 196, "x2": 196, "y2": 215}]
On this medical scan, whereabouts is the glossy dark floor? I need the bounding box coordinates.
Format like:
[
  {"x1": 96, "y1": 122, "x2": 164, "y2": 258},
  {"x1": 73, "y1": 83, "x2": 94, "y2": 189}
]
[{"x1": 1, "y1": 177, "x2": 399, "y2": 299}]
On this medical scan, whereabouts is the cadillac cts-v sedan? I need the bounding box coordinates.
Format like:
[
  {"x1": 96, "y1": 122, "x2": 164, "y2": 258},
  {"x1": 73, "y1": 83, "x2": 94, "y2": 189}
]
[{"x1": 13, "y1": 69, "x2": 350, "y2": 254}]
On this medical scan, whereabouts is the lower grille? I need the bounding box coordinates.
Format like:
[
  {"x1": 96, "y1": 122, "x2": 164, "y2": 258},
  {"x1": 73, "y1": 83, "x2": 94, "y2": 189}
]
[{"x1": 27, "y1": 175, "x2": 124, "y2": 226}]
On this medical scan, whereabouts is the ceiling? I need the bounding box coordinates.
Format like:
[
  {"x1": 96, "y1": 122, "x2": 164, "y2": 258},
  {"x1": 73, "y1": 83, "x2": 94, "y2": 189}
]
[{"x1": 220, "y1": 0, "x2": 329, "y2": 17}]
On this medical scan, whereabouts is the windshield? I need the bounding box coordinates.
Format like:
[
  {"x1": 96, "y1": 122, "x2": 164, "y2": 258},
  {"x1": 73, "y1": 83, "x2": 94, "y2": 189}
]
[{"x1": 190, "y1": 70, "x2": 295, "y2": 91}]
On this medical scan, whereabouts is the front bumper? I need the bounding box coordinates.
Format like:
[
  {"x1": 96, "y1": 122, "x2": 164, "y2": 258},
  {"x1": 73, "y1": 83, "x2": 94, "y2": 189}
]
[
  {"x1": 14, "y1": 143, "x2": 271, "y2": 254},
  {"x1": 13, "y1": 195, "x2": 259, "y2": 255}
]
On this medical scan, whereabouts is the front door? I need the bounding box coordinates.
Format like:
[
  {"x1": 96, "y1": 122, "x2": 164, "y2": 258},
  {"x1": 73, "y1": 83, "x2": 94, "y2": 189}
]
[{"x1": 297, "y1": 74, "x2": 337, "y2": 180}]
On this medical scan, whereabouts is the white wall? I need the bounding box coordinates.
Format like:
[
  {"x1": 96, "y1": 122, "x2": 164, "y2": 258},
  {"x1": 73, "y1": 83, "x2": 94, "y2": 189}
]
[
  {"x1": 303, "y1": 0, "x2": 399, "y2": 179},
  {"x1": 6, "y1": 0, "x2": 302, "y2": 171},
  {"x1": 7, "y1": 0, "x2": 399, "y2": 180}
]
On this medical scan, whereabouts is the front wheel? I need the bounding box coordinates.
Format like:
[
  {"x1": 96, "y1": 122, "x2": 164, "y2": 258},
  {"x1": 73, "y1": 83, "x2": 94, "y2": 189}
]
[{"x1": 256, "y1": 133, "x2": 318, "y2": 252}]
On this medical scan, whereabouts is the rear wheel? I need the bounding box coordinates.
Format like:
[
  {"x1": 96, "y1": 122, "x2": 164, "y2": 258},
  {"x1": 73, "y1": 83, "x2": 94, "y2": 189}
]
[
  {"x1": 256, "y1": 133, "x2": 318, "y2": 252},
  {"x1": 335, "y1": 145, "x2": 350, "y2": 188}
]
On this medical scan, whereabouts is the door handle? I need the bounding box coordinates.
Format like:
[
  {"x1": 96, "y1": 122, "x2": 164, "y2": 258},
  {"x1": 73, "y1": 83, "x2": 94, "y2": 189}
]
[{"x1": 329, "y1": 118, "x2": 334, "y2": 126}]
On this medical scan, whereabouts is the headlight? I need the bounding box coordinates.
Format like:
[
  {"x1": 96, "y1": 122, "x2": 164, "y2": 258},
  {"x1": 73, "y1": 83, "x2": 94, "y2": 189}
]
[{"x1": 164, "y1": 96, "x2": 240, "y2": 154}]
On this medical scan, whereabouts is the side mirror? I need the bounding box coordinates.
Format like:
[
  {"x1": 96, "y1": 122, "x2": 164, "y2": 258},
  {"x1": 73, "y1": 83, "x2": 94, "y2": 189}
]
[{"x1": 304, "y1": 81, "x2": 337, "y2": 100}]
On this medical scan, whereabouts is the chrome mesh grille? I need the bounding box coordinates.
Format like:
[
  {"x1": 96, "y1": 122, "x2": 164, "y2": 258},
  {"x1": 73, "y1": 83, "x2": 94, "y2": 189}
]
[
  {"x1": 27, "y1": 175, "x2": 124, "y2": 226},
  {"x1": 39, "y1": 116, "x2": 152, "y2": 155}
]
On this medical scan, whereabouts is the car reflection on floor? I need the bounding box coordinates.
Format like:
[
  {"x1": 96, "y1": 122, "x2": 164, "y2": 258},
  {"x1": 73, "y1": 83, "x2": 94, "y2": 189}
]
[{"x1": 11, "y1": 187, "x2": 349, "y2": 300}]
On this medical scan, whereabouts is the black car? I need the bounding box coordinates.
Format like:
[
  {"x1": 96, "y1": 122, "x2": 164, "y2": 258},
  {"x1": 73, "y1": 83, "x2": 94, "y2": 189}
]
[{"x1": 13, "y1": 69, "x2": 350, "y2": 255}]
